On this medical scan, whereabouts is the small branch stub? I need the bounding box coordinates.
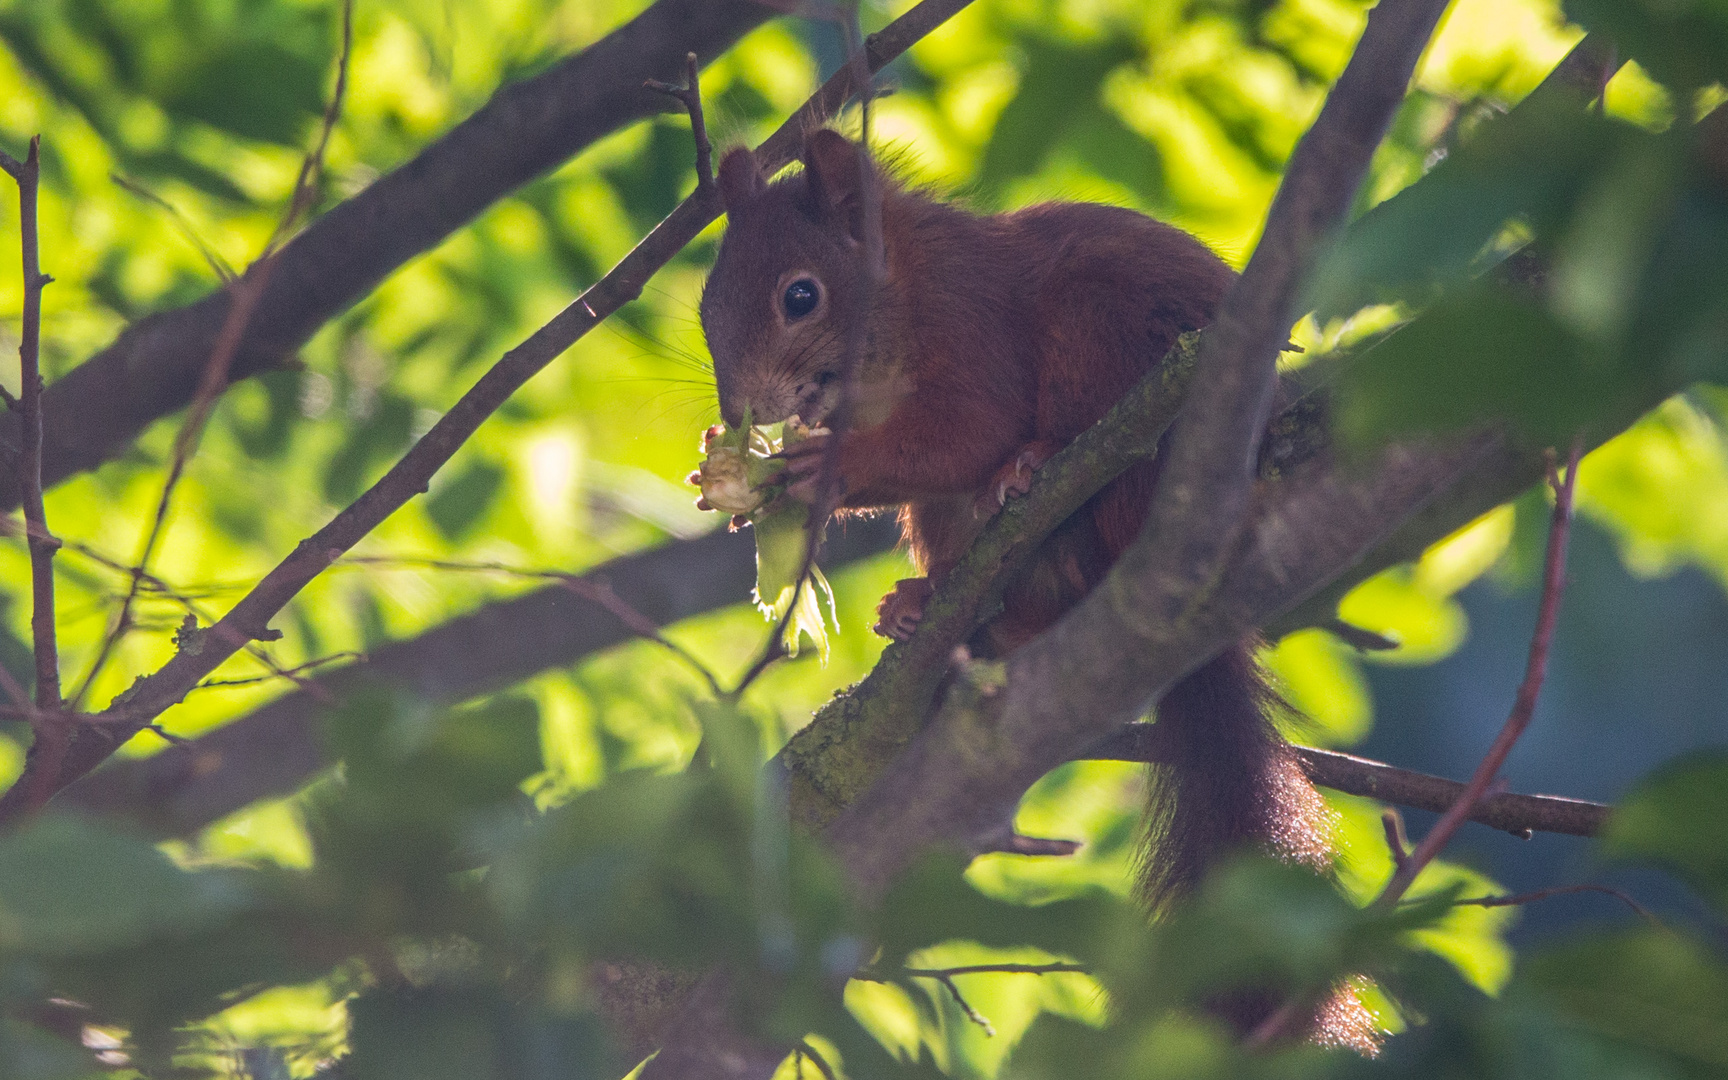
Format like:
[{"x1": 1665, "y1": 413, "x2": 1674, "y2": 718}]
[{"x1": 646, "y1": 52, "x2": 715, "y2": 193}]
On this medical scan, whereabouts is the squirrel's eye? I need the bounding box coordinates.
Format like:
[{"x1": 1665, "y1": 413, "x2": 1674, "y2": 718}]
[{"x1": 782, "y1": 278, "x2": 820, "y2": 320}]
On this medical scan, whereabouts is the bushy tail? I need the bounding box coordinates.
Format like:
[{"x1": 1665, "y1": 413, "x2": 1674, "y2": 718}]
[
  {"x1": 1137, "y1": 642, "x2": 1329, "y2": 911},
  {"x1": 1138, "y1": 643, "x2": 1377, "y2": 1050}
]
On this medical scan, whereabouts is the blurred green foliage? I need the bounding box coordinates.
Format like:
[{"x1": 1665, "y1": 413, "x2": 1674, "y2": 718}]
[{"x1": 0, "y1": 0, "x2": 1724, "y2": 1075}]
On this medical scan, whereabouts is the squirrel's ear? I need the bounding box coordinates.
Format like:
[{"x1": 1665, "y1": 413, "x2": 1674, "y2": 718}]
[
  {"x1": 803, "y1": 129, "x2": 872, "y2": 241},
  {"x1": 717, "y1": 147, "x2": 765, "y2": 212}
]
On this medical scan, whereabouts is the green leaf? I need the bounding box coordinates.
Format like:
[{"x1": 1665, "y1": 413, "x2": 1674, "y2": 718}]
[
  {"x1": 344, "y1": 987, "x2": 622, "y2": 1080},
  {"x1": 1146, "y1": 857, "x2": 1450, "y2": 1010},
  {"x1": 323, "y1": 393, "x2": 415, "y2": 504},
  {"x1": 330, "y1": 691, "x2": 545, "y2": 813},
  {"x1": 873, "y1": 853, "x2": 1135, "y2": 973},
  {"x1": 1564, "y1": 0, "x2": 1728, "y2": 91},
  {"x1": 0, "y1": 1019, "x2": 104, "y2": 1080},
  {"x1": 1522, "y1": 928, "x2": 1728, "y2": 1071},
  {"x1": 0, "y1": 816, "x2": 247, "y2": 958},
  {"x1": 979, "y1": 35, "x2": 1140, "y2": 196},
  {"x1": 1335, "y1": 286, "x2": 1657, "y2": 448},
  {"x1": 1308, "y1": 99, "x2": 1619, "y2": 323},
  {"x1": 1603, "y1": 751, "x2": 1728, "y2": 911},
  {"x1": 160, "y1": 39, "x2": 327, "y2": 145},
  {"x1": 427, "y1": 458, "x2": 506, "y2": 543},
  {"x1": 345, "y1": 988, "x2": 505, "y2": 1080}
]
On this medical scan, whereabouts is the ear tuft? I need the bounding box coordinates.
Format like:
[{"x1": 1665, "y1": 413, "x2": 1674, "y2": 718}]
[
  {"x1": 803, "y1": 129, "x2": 871, "y2": 233},
  {"x1": 717, "y1": 147, "x2": 765, "y2": 212}
]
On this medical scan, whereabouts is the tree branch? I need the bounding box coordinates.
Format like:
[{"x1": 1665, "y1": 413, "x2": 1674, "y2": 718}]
[
  {"x1": 1100, "y1": 0, "x2": 1456, "y2": 647},
  {"x1": 57, "y1": 516, "x2": 898, "y2": 835},
  {"x1": 1085, "y1": 726, "x2": 1610, "y2": 838},
  {"x1": 2, "y1": 137, "x2": 59, "y2": 714},
  {"x1": 0, "y1": 0, "x2": 781, "y2": 511},
  {"x1": 784, "y1": 336, "x2": 1198, "y2": 826}
]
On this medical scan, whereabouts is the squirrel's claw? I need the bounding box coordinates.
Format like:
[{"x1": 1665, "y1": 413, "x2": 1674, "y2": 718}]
[{"x1": 974, "y1": 441, "x2": 1059, "y2": 519}]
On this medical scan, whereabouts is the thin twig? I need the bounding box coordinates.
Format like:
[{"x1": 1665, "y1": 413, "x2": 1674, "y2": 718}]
[
  {"x1": 2, "y1": 136, "x2": 66, "y2": 814},
  {"x1": 976, "y1": 831, "x2": 1083, "y2": 857},
  {"x1": 1453, "y1": 883, "x2": 1659, "y2": 925},
  {"x1": 1248, "y1": 437, "x2": 1584, "y2": 1051},
  {"x1": 268, "y1": 0, "x2": 355, "y2": 255},
  {"x1": 72, "y1": 266, "x2": 275, "y2": 708},
  {"x1": 2, "y1": 521, "x2": 318, "y2": 699},
  {"x1": 110, "y1": 174, "x2": 238, "y2": 284},
  {"x1": 192, "y1": 652, "x2": 363, "y2": 691},
  {"x1": 796, "y1": 1041, "x2": 838, "y2": 1080},
  {"x1": 1381, "y1": 807, "x2": 1410, "y2": 874},
  {"x1": 1375, "y1": 437, "x2": 1583, "y2": 906},
  {"x1": 896, "y1": 963, "x2": 1089, "y2": 978},
  {"x1": 3, "y1": 138, "x2": 59, "y2": 711},
  {"x1": 1323, "y1": 618, "x2": 1399, "y2": 652},
  {"x1": 931, "y1": 974, "x2": 994, "y2": 1035},
  {"x1": 856, "y1": 962, "x2": 1091, "y2": 1037},
  {"x1": 732, "y1": 2, "x2": 880, "y2": 699}
]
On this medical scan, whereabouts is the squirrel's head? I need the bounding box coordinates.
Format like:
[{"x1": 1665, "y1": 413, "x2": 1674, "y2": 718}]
[{"x1": 701, "y1": 129, "x2": 882, "y2": 429}]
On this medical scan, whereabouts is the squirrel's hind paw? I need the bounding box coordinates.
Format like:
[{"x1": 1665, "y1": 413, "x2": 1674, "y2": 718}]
[{"x1": 873, "y1": 577, "x2": 935, "y2": 640}]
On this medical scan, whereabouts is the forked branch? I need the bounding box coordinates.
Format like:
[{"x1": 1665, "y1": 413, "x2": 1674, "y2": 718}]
[{"x1": 645, "y1": 52, "x2": 715, "y2": 191}]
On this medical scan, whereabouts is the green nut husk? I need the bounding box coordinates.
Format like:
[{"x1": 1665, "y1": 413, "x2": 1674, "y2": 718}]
[{"x1": 690, "y1": 414, "x2": 837, "y2": 661}]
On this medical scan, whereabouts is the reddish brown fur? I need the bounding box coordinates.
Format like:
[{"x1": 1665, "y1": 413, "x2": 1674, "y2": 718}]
[{"x1": 701, "y1": 132, "x2": 1374, "y2": 1050}]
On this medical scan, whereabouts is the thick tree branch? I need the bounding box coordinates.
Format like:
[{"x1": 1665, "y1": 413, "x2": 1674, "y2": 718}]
[
  {"x1": 823, "y1": 0, "x2": 1455, "y2": 898},
  {"x1": 0, "y1": 0, "x2": 978, "y2": 824},
  {"x1": 0, "y1": 0, "x2": 780, "y2": 511},
  {"x1": 57, "y1": 515, "x2": 898, "y2": 834},
  {"x1": 1100, "y1": 0, "x2": 1455, "y2": 647},
  {"x1": 1086, "y1": 725, "x2": 1610, "y2": 838},
  {"x1": 783, "y1": 336, "x2": 1200, "y2": 825}
]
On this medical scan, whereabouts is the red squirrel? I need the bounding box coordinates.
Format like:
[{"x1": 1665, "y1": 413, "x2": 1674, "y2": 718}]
[{"x1": 700, "y1": 130, "x2": 1369, "y2": 1044}]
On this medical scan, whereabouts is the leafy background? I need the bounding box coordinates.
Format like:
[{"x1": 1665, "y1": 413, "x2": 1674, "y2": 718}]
[{"x1": 0, "y1": 0, "x2": 1723, "y2": 1076}]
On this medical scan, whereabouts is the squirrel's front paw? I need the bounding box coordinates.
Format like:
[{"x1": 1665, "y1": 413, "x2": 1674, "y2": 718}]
[
  {"x1": 775, "y1": 433, "x2": 845, "y2": 508},
  {"x1": 873, "y1": 577, "x2": 934, "y2": 640},
  {"x1": 973, "y1": 441, "x2": 1060, "y2": 519}
]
